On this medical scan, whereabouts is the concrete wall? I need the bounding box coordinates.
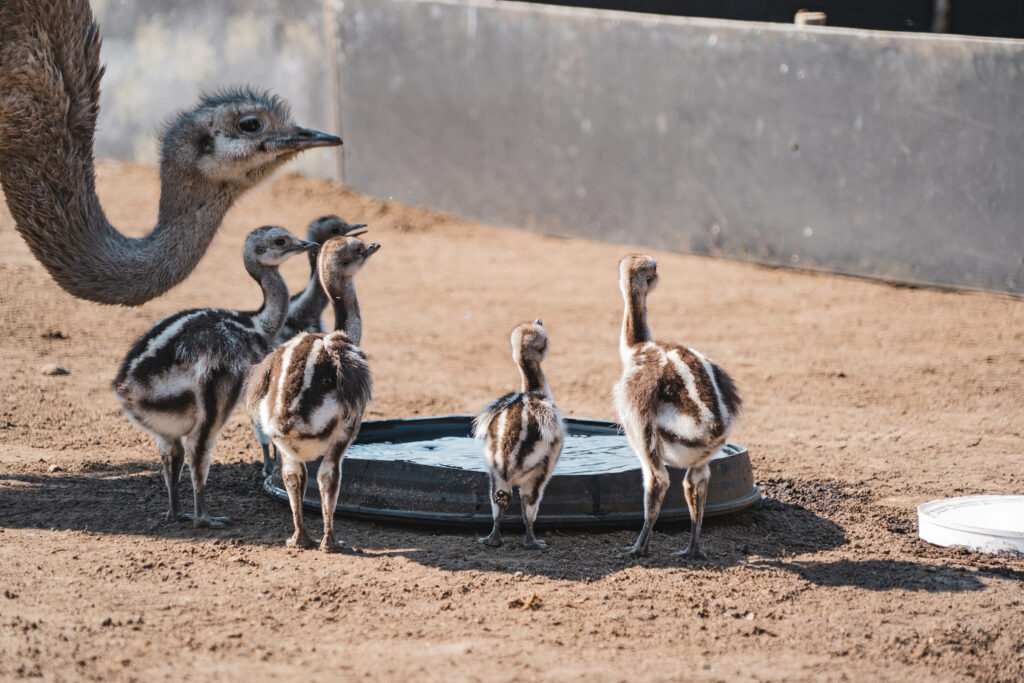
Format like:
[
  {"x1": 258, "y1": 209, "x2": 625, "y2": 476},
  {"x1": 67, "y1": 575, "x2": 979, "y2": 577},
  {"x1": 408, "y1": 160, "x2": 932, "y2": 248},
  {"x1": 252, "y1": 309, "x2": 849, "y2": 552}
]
[
  {"x1": 334, "y1": 0, "x2": 1024, "y2": 294},
  {"x1": 92, "y1": 0, "x2": 338, "y2": 178},
  {"x1": 90, "y1": 0, "x2": 1024, "y2": 293}
]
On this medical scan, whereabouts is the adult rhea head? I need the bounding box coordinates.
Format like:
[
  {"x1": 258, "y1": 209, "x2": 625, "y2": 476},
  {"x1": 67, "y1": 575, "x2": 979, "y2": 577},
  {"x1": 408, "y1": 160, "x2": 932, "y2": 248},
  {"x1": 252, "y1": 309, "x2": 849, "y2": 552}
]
[{"x1": 0, "y1": 0, "x2": 342, "y2": 306}]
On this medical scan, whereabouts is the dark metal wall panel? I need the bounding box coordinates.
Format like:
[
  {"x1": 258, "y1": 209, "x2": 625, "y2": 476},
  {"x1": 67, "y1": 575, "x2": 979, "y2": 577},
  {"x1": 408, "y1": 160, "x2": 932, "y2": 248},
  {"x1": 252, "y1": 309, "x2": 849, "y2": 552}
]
[
  {"x1": 949, "y1": 1, "x2": 1024, "y2": 40},
  {"x1": 335, "y1": 0, "x2": 1024, "y2": 293},
  {"x1": 516, "y1": 0, "x2": 936, "y2": 33}
]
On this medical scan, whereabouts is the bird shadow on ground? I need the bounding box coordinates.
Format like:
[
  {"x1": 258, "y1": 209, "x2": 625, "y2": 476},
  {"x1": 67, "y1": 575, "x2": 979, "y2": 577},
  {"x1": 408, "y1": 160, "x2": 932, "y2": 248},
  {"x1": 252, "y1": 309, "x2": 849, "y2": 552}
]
[
  {"x1": 0, "y1": 461, "x2": 845, "y2": 577},
  {"x1": 333, "y1": 483, "x2": 855, "y2": 580},
  {"x1": 340, "y1": 478, "x2": 1024, "y2": 585},
  {"x1": 0, "y1": 460, "x2": 287, "y2": 544},
  {"x1": 3, "y1": 464, "x2": 1018, "y2": 587}
]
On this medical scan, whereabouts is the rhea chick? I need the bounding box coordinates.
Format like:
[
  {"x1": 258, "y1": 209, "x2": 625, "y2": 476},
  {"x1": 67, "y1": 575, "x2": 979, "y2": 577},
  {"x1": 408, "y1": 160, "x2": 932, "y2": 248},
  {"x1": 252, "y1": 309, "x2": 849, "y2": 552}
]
[
  {"x1": 246, "y1": 236, "x2": 380, "y2": 552},
  {"x1": 613, "y1": 255, "x2": 741, "y2": 558},
  {"x1": 274, "y1": 216, "x2": 368, "y2": 346},
  {"x1": 474, "y1": 320, "x2": 564, "y2": 549},
  {"x1": 252, "y1": 216, "x2": 368, "y2": 477},
  {"x1": 113, "y1": 227, "x2": 317, "y2": 527}
]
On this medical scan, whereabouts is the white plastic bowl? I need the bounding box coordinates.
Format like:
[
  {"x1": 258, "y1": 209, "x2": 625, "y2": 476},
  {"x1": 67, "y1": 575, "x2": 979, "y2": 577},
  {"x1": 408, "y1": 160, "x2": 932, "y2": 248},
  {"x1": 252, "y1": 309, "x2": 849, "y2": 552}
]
[{"x1": 918, "y1": 495, "x2": 1024, "y2": 554}]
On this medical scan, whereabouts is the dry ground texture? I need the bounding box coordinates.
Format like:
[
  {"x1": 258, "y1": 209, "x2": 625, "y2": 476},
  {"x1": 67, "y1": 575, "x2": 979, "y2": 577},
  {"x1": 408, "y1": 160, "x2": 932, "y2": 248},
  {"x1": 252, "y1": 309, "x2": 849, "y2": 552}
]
[{"x1": 1, "y1": 162, "x2": 1022, "y2": 682}]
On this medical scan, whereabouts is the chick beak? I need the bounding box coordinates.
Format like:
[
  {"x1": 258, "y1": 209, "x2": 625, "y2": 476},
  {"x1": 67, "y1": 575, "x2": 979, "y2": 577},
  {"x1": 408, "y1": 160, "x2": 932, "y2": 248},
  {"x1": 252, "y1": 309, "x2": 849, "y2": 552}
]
[
  {"x1": 346, "y1": 223, "x2": 369, "y2": 238},
  {"x1": 292, "y1": 240, "x2": 320, "y2": 253}
]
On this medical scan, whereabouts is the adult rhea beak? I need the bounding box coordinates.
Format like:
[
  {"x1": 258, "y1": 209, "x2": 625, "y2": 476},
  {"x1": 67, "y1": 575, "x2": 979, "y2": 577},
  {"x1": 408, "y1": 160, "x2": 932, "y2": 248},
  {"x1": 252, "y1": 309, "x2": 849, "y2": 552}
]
[
  {"x1": 277, "y1": 126, "x2": 343, "y2": 150},
  {"x1": 364, "y1": 243, "x2": 382, "y2": 256}
]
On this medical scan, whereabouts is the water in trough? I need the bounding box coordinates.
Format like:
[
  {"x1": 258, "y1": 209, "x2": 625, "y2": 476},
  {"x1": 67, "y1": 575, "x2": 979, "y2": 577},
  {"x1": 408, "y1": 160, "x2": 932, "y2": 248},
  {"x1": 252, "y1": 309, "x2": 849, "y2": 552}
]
[{"x1": 346, "y1": 434, "x2": 733, "y2": 475}]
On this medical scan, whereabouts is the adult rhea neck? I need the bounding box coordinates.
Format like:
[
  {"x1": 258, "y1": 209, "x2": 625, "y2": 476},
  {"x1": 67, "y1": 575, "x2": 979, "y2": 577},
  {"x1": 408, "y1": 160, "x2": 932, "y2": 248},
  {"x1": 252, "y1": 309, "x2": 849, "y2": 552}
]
[{"x1": 122, "y1": 165, "x2": 239, "y2": 304}]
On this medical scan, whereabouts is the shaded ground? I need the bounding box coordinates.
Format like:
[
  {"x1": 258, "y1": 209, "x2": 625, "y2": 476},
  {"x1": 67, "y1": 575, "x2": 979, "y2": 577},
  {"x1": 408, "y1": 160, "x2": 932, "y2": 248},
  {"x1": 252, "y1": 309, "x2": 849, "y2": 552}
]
[{"x1": 1, "y1": 162, "x2": 1022, "y2": 681}]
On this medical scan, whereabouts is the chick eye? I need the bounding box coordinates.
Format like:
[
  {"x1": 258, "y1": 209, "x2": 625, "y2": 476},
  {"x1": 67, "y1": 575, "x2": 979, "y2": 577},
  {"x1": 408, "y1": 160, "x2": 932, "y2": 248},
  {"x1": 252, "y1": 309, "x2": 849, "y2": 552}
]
[
  {"x1": 238, "y1": 115, "x2": 264, "y2": 134},
  {"x1": 274, "y1": 238, "x2": 286, "y2": 246},
  {"x1": 256, "y1": 246, "x2": 266, "y2": 255}
]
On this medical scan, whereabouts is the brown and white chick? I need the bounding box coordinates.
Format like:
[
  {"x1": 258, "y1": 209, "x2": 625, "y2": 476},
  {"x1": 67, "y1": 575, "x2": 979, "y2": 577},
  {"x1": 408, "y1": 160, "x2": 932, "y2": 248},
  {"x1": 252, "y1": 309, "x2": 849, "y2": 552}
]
[
  {"x1": 252, "y1": 216, "x2": 367, "y2": 477},
  {"x1": 474, "y1": 320, "x2": 564, "y2": 550},
  {"x1": 273, "y1": 216, "x2": 368, "y2": 346},
  {"x1": 613, "y1": 255, "x2": 741, "y2": 558},
  {"x1": 112, "y1": 227, "x2": 318, "y2": 528},
  {"x1": 246, "y1": 236, "x2": 380, "y2": 552}
]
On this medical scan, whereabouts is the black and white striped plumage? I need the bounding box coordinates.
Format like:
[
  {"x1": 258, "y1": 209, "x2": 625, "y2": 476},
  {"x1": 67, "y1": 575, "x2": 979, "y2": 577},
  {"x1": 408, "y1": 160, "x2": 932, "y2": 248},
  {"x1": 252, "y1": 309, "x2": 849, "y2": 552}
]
[
  {"x1": 613, "y1": 255, "x2": 741, "y2": 559},
  {"x1": 112, "y1": 226, "x2": 317, "y2": 528},
  {"x1": 474, "y1": 320, "x2": 564, "y2": 550},
  {"x1": 251, "y1": 216, "x2": 368, "y2": 477},
  {"x1": 246, "y1": 235, "x2": 379, "y2": 552}
]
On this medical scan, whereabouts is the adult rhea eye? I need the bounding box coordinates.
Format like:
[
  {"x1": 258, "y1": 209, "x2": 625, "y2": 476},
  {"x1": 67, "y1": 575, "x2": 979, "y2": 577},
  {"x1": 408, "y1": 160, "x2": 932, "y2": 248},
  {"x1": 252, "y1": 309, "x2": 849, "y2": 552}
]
[
  {"x1": 238, "y1": 115, "x2": 264, "y2": 134},
  {"x1": 274, "y1": 238, "x2": 286, "y2": 246}
]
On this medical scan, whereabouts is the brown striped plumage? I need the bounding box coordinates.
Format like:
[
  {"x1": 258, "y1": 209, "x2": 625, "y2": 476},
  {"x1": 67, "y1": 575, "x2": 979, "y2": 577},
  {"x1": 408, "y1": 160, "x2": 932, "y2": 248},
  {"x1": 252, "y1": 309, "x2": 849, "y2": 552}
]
[
  {"x1": 613, "y1": 255, "x2": 741, "y2": 558},
  {"x1": 246, "y1": 236, "x2": 379, "y2": 552},
  {"x1": 474, "y1": 321, "x2": 564, "y2": 549}
]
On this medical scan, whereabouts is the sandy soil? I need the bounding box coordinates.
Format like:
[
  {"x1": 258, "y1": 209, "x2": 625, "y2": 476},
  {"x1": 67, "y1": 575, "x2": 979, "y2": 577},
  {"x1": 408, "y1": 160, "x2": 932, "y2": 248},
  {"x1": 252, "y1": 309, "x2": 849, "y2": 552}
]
[{"x1": 1, "y1": 161, "x2": 1022, "y2": 682}]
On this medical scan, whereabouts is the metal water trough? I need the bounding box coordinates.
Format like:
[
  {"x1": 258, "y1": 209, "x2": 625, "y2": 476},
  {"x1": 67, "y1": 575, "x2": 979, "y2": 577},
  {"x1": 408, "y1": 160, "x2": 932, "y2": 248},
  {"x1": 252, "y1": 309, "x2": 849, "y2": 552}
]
[{"x1": 264, "y1": 415, "x2": 760, "y2": 528}]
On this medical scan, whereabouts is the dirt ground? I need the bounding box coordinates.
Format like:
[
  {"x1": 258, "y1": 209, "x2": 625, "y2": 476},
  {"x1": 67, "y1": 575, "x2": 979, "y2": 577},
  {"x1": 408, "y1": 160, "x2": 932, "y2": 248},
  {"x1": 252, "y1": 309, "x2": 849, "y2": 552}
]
[{"x1": 1, "y1": 161, "x2": 1022, "y2": 682}]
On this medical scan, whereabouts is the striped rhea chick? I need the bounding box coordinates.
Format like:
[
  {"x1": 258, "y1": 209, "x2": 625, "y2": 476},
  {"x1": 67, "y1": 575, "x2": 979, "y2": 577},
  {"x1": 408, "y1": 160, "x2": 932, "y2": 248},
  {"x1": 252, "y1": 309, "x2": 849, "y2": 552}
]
[
  {"x1": 251, "y1": 216, "x2": 367, "y2": 477},
  {"x1": 273, "y1": 216, "x2": 368, "y2": 346},
  {"x1": 112, "y1": 227, "x2": 318, "y2": 528},
  {"x1": 474, "y1": 320, "x2": 564, "y2": 550},
  {"x1": 246, "y1": 235, "x2": 379, "y2": 552},
  {"x1": 613, "y1": 255, "x2": 741, "y2": 559}
]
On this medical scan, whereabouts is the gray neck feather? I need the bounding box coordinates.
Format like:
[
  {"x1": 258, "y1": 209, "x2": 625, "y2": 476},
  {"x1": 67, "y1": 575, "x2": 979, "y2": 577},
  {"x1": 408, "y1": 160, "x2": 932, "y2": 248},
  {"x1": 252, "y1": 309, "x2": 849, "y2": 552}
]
[
  {"x1": 16, "y1": 161, "x2": 239, "y2": 307},
  {"x1": 288, "y1": 257, "x2": 329, "y2": 328},
  {"x1": 247, "y1": 260, "x2": 291, "y2": 342}
]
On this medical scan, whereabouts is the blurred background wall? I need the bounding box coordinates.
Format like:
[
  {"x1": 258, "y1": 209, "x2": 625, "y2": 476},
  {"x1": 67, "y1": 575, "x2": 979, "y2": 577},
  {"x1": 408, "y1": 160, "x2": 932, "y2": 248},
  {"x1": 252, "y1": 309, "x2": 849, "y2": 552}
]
[{"x1": 90, "y1": 0, "x2": 1024, "y2": 294}]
